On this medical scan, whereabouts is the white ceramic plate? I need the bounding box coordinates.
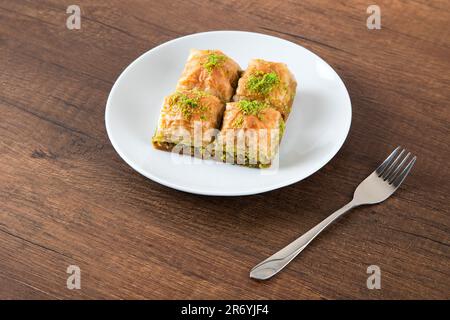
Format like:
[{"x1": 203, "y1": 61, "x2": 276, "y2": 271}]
[{"x1": 105, "y1": 31, "x2": 351, "y2": 196}]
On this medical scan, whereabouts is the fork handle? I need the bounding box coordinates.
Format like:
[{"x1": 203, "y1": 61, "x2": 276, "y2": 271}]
[{"x1": 250, "y1": 200, "x2": 358, "y2": 280}]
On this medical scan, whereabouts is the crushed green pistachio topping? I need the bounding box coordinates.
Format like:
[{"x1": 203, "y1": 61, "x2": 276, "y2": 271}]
[
  {"x1": 238, "y1": 100, "x2": 268, "y2": 117},
  {"x1": 232, "y1": 115, "x2": 244, "y2": 128},
  {"x1": 203, "y1": 53, "x2": 226, "y2": 73},
  {"x1": 169, "y1": 91, "x2": 208, "y2": 119},
  {"x1": 247, "y1": 71, "x2": 280, "y2": 94},
  {"x1": 279, "y1": 119, "x2": 285, "y2": 139}
]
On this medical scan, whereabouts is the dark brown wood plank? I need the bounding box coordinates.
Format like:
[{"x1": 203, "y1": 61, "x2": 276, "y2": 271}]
[{"x1": 0, "y1": 0, "x2": 449, "y2": 299}]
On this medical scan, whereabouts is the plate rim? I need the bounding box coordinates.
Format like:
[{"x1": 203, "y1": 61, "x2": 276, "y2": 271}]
[{"x1": 105, "y1": 30, "x2": 352, "y2": 196}]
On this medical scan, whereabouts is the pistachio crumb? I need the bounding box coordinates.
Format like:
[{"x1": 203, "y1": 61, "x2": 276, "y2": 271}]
[
  {"x1": 247, "y1": 71, "x2": 280, "y2": 94},
  {"x1": 238, "y1": 100, "x2": 268, "y2": 117},
  {"x1": 203, "y1": 53, "x2": 226, "y2": 73},
  {"x1": 169, "y1": 90, "x2": 208, "y2": 119}
]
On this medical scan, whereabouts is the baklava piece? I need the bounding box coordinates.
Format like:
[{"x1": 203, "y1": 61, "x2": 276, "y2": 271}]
[
  {"x1": 234, "y1": 59, "x2": 297, "y2": 120},
  {"x1": 215, "y1": 100, "x2": 285, "y2": 168},
  {"x1": 152, "y1": 89, "x2": 224, "y2": 158},
  {"x1": 176, "y1": 49, "x2": 241, "y2": 102}
]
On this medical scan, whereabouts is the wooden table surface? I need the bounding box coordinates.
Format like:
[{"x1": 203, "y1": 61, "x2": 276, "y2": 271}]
[{"x1": 1, "y1": 0, "x2": 449, "y2": 300}]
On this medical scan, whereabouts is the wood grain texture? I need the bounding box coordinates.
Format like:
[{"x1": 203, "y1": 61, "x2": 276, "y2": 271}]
[{"x1": 0, "y1": 0, "x2": 449, "y2": 299}]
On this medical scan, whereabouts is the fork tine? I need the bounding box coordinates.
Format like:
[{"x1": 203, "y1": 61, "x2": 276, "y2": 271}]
[
  {"x1": 388, "y1": 152, "x2": 411, "y2": 183},
  {"x1": 392, "y1": 156, "x2": 416, "y2": 188},
  {"x1": 376, "y1": 146, "x2": 401, "y2": 176},
  {"x1": 382, "y1": 148, "x2": 405, "y2": 180}
]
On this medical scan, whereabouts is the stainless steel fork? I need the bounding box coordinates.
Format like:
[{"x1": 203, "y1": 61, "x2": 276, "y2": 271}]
[{"x1": 250, "y1": 146, "x2": 416, "y2": 280}]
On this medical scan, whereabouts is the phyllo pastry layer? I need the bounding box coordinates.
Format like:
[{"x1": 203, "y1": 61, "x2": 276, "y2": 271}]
[
  {"x1": 234, "y1": 59, "x2": 297, "y2": 120},
  {"x1": 152, "y1": 89, "x2": 224, "y2": 156},
  {"x1": 176, "y1": 49, "x2": 241, "y2": 102},
  {"x1": 215, "y1": 100, "x2": 285, "y2": 168}
]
